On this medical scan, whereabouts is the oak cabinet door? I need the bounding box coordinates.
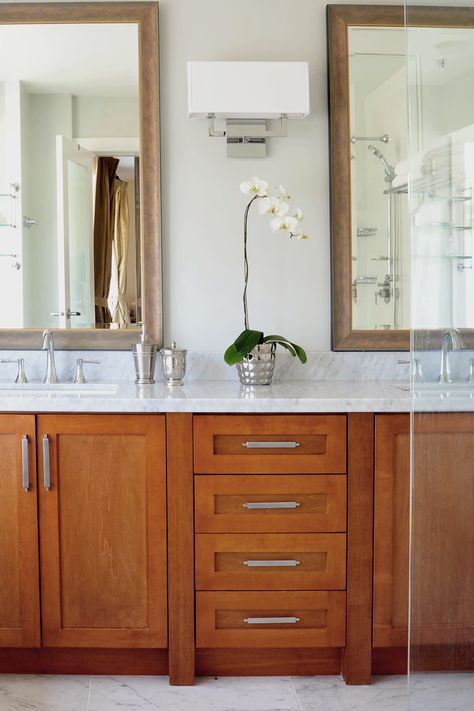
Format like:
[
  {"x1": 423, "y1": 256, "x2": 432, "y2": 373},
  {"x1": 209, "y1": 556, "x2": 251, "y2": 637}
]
[
  {"x1": 0, "y1": 415, "x2": 40, "y2": 647},
  {"x1": 37, "y1": 414, "x2": 167, "y2": 648},
  {"x1": 373, "y1": 414, "x2": 410, "y2": 648}
]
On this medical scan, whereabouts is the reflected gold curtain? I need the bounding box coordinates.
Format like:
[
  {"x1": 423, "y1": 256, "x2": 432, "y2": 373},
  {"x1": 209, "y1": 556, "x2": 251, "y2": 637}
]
[
  {"x1": 112, "y1": 179, "x2": 131, "y2": 326},
  {"x1": 94, "y1": 156, "x2": 119, "y2": 325}
]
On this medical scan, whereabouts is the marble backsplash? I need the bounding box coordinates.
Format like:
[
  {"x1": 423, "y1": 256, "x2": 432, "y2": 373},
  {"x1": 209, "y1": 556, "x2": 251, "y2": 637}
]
[{"x1": 0, "y1": 348, "x2": 464, "y2": 384}]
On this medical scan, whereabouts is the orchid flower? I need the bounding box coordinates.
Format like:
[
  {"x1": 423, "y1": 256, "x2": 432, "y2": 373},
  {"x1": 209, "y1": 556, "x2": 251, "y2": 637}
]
[
  {"x1": 289, "y1": 206, "x2": 303, "y2": 221},
  {"x1": 240, "y1": 177, "x2": 268, "y2": 197},
  {"x1": 258, "y1": 196, "x2": 289, "y2": 217},
  {"x1": 270, "y1": 215, "x2": 299, "y2": 234}
]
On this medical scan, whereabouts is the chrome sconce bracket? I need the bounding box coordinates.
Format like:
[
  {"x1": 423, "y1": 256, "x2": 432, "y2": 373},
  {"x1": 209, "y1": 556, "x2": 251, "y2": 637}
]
[{"x1": 207, "y1": 114, "x2": 288, "y2": 157}]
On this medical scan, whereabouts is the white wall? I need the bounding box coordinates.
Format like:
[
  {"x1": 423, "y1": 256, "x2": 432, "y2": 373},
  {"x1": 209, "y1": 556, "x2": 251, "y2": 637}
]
[{"x1": 158, "y1": 0, "x2": 400, "y2": 351}]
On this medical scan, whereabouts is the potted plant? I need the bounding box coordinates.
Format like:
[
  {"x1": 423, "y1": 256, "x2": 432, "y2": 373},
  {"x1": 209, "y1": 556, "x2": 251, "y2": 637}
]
[{"x1": 224, "y1": 177, "x2": 308, "y2": 386}]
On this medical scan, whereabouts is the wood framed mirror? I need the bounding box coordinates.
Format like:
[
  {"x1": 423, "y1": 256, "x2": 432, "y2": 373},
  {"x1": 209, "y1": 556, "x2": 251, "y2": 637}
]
[
  {"x1": 0, "y1": 2, "x2": 161, "y2": 349},
  {"x1": 328, "y1": 4, "x2": 474, "y2": 351}
]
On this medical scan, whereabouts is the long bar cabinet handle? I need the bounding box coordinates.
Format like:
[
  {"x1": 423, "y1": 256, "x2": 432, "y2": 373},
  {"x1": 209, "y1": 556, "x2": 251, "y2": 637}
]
[
  {"x1": 241, "y1": 441, "x2": 300, "y2": 449},
  {"x1": 21, "y1": 435, "x2": 30, "y2": 491},
  {"x1": 243, "y1": 501, "x2": 300, "y2": 510},
  {"x1": 243, "y1": 559, "x2": 300, "y2": 567},
  {"x1": 43, "y1": 434, "x2": 51, "y2": 490},
  {"x1": 243, "y1": 616, "x2": 300, "y2": 625}
]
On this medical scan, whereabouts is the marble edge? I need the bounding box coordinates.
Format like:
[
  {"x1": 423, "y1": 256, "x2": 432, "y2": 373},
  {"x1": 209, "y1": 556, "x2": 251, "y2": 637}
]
[{"x1": 0, "y1": 381, "x2": 412, "y2": 413}]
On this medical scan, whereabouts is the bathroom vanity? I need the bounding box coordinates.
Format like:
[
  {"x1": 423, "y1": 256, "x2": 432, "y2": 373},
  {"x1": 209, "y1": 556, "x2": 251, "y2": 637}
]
[
  {"x1": 0, "y1": 383, "x2": 406, "y2": 685},
  {"x1": 1, "y1": 384, "x2": 473, "y2": 684}
]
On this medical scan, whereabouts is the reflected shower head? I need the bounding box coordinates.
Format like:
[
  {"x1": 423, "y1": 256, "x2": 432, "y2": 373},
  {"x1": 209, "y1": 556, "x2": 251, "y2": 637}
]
[{"x1": 368, "y1": 144, "x2": 396, "y2": 184}]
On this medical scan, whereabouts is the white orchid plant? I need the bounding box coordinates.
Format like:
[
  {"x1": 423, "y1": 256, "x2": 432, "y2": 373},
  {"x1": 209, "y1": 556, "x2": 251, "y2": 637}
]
[{"x1": 224, "y1": 177, "x2": 308, "y2": 366}]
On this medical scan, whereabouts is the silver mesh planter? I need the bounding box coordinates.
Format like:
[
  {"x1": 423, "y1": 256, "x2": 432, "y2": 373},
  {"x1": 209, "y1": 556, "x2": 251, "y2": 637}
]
[{"x1": 236, "y1": 343, "x2": 276, "y2": 386}]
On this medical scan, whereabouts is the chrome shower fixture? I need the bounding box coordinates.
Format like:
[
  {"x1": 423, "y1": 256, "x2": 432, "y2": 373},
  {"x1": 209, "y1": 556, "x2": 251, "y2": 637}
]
[{"x1": 368, "y1": 144, "x2": 396, "y2": 183}]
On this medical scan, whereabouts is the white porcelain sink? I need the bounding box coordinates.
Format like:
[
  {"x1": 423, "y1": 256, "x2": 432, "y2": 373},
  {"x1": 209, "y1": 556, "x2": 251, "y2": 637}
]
[{"x1": 0, "y1": 382, "x2": 120, "y2": 396}]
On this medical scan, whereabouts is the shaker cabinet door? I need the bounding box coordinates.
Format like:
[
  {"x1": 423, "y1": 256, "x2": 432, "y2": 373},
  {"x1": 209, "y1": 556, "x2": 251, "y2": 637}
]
[
  {"x1": 373, "y1": 414, "x2": 410, "y2": 648},
  {"x1": 37, "y1": 414, "x2": 167, "y2": 648},
  {"x1": 0, "y1": 415, "x2": 40, "y2": 647}
]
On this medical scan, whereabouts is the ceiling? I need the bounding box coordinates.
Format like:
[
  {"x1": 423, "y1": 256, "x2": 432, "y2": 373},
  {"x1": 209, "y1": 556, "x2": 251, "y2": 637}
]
[{"x1": 0, "y1": 24, "x2": 138, "y2": 96}]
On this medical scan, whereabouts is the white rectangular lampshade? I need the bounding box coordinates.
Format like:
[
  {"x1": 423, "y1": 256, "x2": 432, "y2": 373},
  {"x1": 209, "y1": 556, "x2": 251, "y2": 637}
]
[{"x1": 187, "y1": 61, "x2": 310, "y2": 119}]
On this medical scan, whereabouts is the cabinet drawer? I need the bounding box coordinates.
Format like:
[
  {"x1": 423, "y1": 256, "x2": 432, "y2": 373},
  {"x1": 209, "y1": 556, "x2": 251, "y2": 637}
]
[
  {"x1": 196, "y1": 591, "x2": 346, "y2": 648},
  {"x1": 195, "y1": 475, "x2": 347, "y2": 533},
  {"x1": 194, "y1": 415, "x2": 347, "y2": 474},
  {"x1": 195, "y1": 533, "x2": 346, "y2": 591}
]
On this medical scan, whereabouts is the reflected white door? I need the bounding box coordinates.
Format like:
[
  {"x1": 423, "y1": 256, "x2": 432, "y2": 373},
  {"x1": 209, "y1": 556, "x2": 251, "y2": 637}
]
[{"x1": 56, "y1": 136, "x2": 94, "y2": 329}]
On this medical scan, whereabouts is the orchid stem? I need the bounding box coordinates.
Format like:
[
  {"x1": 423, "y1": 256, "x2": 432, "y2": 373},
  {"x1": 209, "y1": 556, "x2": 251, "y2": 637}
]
[{"x1": 243, "y1": 195, "x2": 261, "y2": 331}]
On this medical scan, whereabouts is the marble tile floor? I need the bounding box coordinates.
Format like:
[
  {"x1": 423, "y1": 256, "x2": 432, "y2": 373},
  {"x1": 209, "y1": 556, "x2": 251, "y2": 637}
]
[{"x1": 0, "y1": 673, "x2": 472, "y2": 711}]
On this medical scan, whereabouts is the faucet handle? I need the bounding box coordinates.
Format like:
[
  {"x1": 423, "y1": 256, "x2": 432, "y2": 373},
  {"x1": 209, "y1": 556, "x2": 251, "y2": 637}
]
[
  {"x1": 397, "y1": 358, "x2": 422, "y2": 383},
  {"x1": 1, "y1": 358, "x2": 28, "y2": 383},
  {"x1": 74, "y1": 358, "x2": 100, "y2": 384},
  {"x1": 468, "y1": 358, "x2": 474, "y2": 384}
]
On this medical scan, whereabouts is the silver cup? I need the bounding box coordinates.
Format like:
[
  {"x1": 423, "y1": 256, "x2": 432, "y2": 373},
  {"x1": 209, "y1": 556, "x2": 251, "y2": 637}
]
[{"x1": 132, "y1": 343, "x2": 157, "y2": 385}]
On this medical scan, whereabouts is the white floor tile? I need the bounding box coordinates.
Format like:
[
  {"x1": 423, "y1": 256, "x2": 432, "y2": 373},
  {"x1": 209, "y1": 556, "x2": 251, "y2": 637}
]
[
  {"x1": 0, "y1": 675, "x2": 91, "y2": 711},
  {"x1": 408, "y1": 672, "x2": 474, "y2": 711},
  {"x1": 291, "y1": 675, "x2": 409, "y2": 711},
  {"x1": 87, "y1": 675, "x2": 300, "y2": 711}
]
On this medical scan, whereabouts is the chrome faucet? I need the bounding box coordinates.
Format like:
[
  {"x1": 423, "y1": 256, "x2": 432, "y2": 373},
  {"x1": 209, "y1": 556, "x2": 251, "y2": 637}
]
[
  {"x1": 439, "y1": 328, "x2": 464, "y2": 384},
  {"x1": 42, "y1": 329, "x2": 59, "y2": 384}
]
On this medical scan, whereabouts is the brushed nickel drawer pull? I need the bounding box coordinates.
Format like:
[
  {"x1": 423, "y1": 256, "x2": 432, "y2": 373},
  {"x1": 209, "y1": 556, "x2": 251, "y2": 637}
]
[
  {"x1": 242, "y1": 441, "x2": 300, "y2": 449},
  {"x1": 243, "y1": 559, "x2": 301, "y2": 567},
  {"x1": 244, "y1": 616, "x2": 300, "y2": 625},
  {"x1": 43, "y1": 434, "x2": 51, "y2": 491},
  {"x1": 21, "y1": 435, "x2": 30, "y2": 491},
  {"x1": 243, "y1": 501, "x2": 300, "y2": 509}
]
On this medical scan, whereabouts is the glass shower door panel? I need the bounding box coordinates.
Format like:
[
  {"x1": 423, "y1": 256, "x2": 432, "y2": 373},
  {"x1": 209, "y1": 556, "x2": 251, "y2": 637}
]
[{"x1": 406, "y1": 3, "x2": 474, "y2": 708}]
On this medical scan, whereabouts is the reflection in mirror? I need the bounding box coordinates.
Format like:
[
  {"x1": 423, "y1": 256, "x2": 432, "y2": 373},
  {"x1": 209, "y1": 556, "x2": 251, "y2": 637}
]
[
  {"x1": 0, "y1": 23, "x2": 141, "y2": 330},
  {"x1": 349, "y1": 27, "x2": 410, "y2": 332},
  {"x1": 329, "y1": 5, "x2": 474, "y2": 350}
]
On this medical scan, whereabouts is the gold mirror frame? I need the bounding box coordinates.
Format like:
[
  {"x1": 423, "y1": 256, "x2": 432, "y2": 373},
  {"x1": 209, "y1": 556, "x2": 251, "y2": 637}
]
[
  {"x1": 0, "y1": 2, "x2": 161, "y2": 349},
  {"x1": 328, "y1": 4, "x2": 474, "y2": 351}
]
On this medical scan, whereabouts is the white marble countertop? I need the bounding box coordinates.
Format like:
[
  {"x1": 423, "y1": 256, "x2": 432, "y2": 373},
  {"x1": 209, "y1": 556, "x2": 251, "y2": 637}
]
[{"x1": 0, "y1": 380, "x2": 411, "y2": 413}]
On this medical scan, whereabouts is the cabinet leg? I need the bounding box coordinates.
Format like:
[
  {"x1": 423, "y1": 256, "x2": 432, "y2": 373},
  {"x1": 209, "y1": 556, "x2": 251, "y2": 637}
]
[
  {"x1": 342, "y1": 413, "x2": 374, "y2": 685},
  {"x1": 167, "y1": 414, "x2": 195, "y2": 685}
]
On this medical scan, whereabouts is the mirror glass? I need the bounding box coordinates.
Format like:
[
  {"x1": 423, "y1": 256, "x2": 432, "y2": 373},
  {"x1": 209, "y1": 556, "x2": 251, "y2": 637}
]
[
  {"x1": 348, "y1": 26, "x2": 410, "y2": 331},
  {"x1": 0, "y1": 23, "x2": 141, "y2": 330}
]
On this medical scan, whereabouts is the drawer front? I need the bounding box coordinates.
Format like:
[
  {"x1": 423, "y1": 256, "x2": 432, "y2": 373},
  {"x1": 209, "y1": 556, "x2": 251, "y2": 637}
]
[
  {"x1": 195, "y1": 475, "x2": 347, "y2": 533},
  {"x1": 196, "y1": 591, "x2": 346, "y2": 648},
  {"x1": 194, "y1": 415, "x2": 347, "y2": 474},
  {"x1": 196, "y1": 533, "x2": 346, "y2": 591}
]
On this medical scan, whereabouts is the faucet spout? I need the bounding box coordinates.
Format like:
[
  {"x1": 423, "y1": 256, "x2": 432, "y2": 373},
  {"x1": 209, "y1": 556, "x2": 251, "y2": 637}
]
[
  {"x1": 42, "y1": 329, "x2": 59, "y2": 384},
  {"x1": 439, "y1": 328, "x2": 463, "y2": 384}
]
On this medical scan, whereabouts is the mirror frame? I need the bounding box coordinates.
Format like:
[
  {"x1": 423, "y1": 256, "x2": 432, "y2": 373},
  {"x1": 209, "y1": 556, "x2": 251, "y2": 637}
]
[
  {"x1": 0, "y1": 2, "x2": 161, "y2": 349},
  {"x1": 328, "y1": 4, "x2": 474, "y2": 351},
  {"x1": 328, "y1": 4, "x2": 407, "y2": 351}
]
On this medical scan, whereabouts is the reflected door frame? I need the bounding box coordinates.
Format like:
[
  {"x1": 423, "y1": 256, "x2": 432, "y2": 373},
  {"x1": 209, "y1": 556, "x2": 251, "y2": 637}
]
[{"x1": 56, "y1": 136, "x2": 94, "y2": 329}]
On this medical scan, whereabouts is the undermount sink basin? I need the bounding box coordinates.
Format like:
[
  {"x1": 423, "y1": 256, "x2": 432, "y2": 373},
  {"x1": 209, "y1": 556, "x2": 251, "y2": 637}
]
[{"x1": 0, "y1": 382, "x2": 119, "y2": 396}]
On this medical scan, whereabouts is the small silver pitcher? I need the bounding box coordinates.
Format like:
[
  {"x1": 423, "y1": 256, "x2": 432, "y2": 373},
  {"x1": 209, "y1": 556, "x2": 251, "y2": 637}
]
[{"x1": 160, "y1": 341, "x2": 187, "y2": 386}]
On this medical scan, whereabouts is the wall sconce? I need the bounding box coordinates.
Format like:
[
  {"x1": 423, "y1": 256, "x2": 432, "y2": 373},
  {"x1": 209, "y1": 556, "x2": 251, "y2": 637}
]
[{"x1": 187, "y1": 61, "x2": 310, "y2": 157}]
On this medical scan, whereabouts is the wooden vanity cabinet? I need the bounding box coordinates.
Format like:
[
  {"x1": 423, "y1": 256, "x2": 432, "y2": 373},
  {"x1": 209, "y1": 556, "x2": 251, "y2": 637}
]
[
  {"x1": 37, "y1": 415, "x2": 167, "y2": 649},
  {"x1": 0, "y1": 415, "x2": 40, "y2": 648},
  {"x1": 373, "y1": 414, "x2": 410, "y2": 651},
  {"x1": 0, "y1": 413, "x2": 167, "y2": 665}
]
